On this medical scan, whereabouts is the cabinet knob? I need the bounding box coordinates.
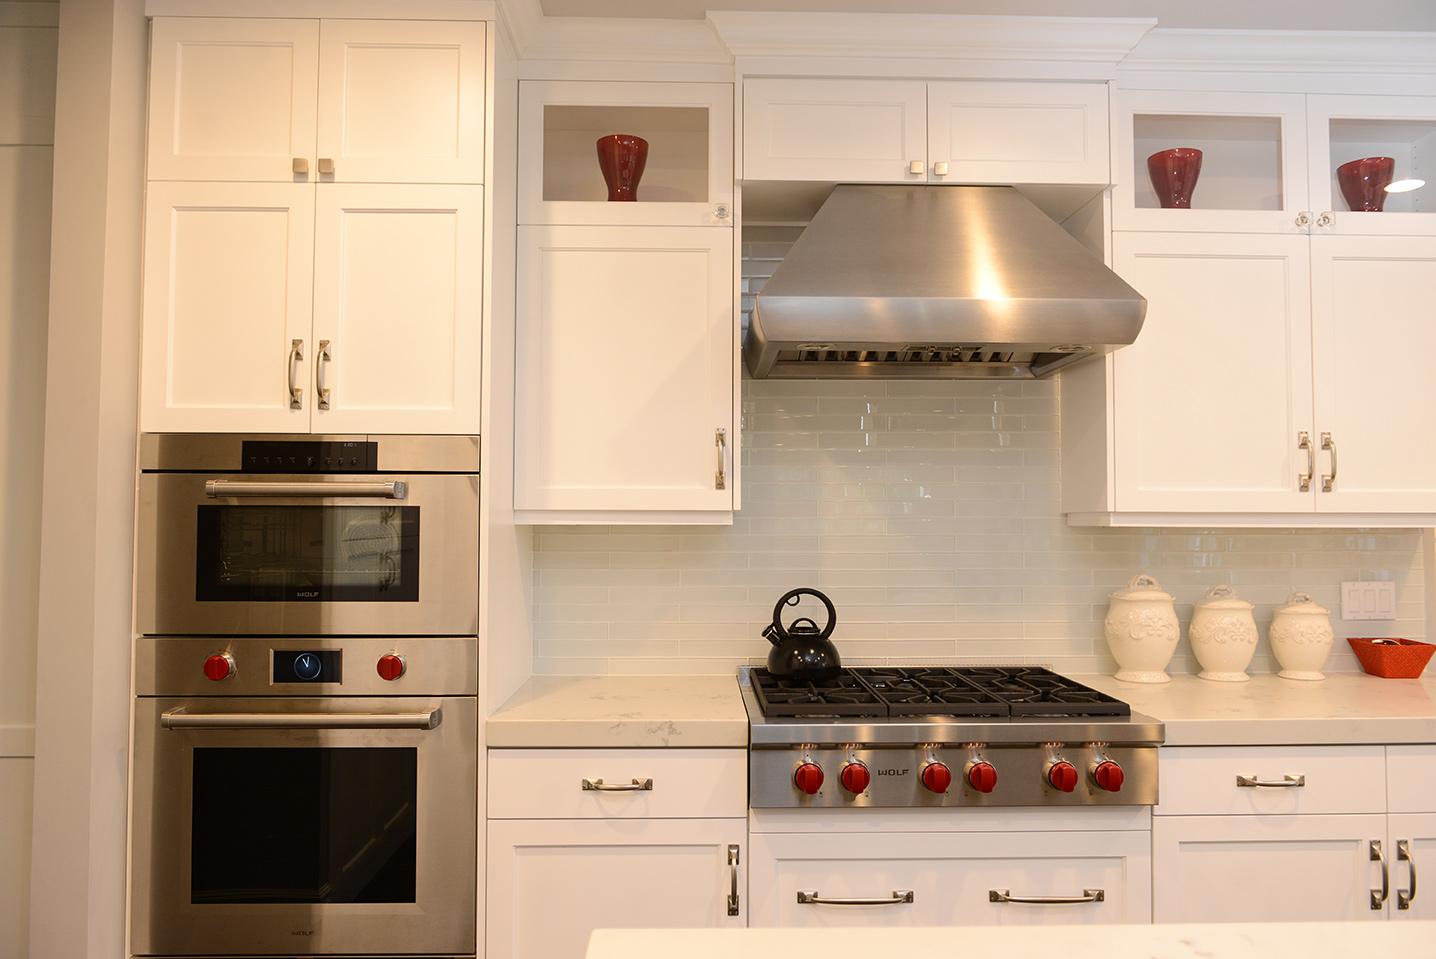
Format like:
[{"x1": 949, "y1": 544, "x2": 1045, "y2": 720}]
[
  {"x1": 292, "y1": 157, "x2": 309, "y2": 175},
  {"x1": 318, "y1": 157, "x2": 336, "y2": 176},
  {"x1": 908, "y1": 160, "x2": 925, "y2": 176},
  {"x1": 1295, "y1": 211, "x2": 1312, "y2": 228},
  {"x1": 933, "y1": 161, "x2": 950, "y2": 177},
  {"x1": 1317, "y1": 211, "x2": 1333, "y2": 228}
]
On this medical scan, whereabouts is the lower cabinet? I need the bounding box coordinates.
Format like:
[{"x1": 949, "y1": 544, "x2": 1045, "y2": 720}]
[
  {"x1": 1388, "y1": 814, "x2": 1434, "y2": 921},
  {"x1": 486, "y1": 818, "x2": 746, "y2": 959},
  {"x1": 749, "y1": 831, "x2": 1151, "y2": 927}
]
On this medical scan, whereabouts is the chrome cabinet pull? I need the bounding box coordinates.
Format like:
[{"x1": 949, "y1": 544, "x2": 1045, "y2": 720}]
[
  {"x1": 1295, "y1": 211, "x2": 1312, "y2": 228},
  {"x1": 797, "y1": 890, "x2": 914, "y2": 906},
  {"x1": 1321, "y1": 432, "x2": 1337, "y2": 492},
  {"x1": 1372, "y1": 839, "x2": 1390, "y2": 910},
  {"x1": 1236, "y1": 774, "x2": 1306, "y2": 788},
  {"x1": 581, "y1": 777, "x2": 653, "y2": 792},
  {"x1": 1317, "y1": 211, "x2": 1333, "y2": 228},
  {"x1": 1297, "y1": 431, "x2": 1314, "y2": 492},
  {"x1": 204, "y1": 480, "x2": 408, "y2": 500},
  {"x1": 1399, "y1": 839, "x2": 1417, "y2": 910},
  {"x1": 715, "y1": 428, "x2": 727, "y2": 490},
  {"x1": 162, "y1": 708, "x2": 440, "y2": 730},
  {"x1": 990, "y1": 888, "x2": 1105, "y2": 905},
  {"x1": 907, "y1": 160, "x2": 925, "y2": 176},
  {"x1": 318, "y1": 157, "x2": 335, "y2": 175},
  {"x1": 316, "y1": 339, "x2": 333, "y2": 411},
  {"x1": 727, "y1": 845, "x2": 741, "y2": 917},
  {"x1": 288, "y1": 338, "x2": 304, "y2": 409}
]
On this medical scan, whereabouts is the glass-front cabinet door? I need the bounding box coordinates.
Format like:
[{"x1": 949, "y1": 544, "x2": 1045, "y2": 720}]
[
  {"x1": 1113, "y1": 90, "x2": 1311, "y2": 234},
  {"x1": 1307, "y1": 94, "x2": 1436, "y2": 236}
]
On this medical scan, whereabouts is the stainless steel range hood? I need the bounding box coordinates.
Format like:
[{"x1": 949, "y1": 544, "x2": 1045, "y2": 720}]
[{"x1": 744, "y1": 185, "x2": 1146, "y2": 379}]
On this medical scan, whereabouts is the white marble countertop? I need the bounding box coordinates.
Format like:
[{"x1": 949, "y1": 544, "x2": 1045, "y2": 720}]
[
  {"x1": 486, "y1": 675, "x2": 749, "y2": 748},
  {"x1": 587, "y1": 923, "x2": 1436, "y2": 959},
  {"x1": 1074, "y1": 671, "x2": 1436, "y2": 746}
]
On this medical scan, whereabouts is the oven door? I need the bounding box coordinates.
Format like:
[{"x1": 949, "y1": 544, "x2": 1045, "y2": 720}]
[
  {"x1": 130, "y1": 696, "x2": 477, "y2": 957},
  {"x1": 136, "y1": 473, "x2": 478, "y2": 635}
]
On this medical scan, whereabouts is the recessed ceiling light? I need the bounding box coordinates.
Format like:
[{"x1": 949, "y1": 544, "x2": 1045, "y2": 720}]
[{"x1": 1386, "y1": 178, "x2": 1426, "y2": 193}]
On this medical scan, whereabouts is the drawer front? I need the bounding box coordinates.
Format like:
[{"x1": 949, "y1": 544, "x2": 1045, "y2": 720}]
[
  {"x1": 1388, "y1": 745, "x2": 1436, "y2": 813},
  {"x1": 488, "y1": 748, "x2": 746, "y2": 819},
  {"x1": 1156, "y1": 746, "x2": 1386, "y2": 816}
]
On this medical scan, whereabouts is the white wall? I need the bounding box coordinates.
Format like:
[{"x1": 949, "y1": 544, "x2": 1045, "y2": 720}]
[
  {"x1": 531, "y1": 377, "x2": 1425, "y2": 676},
  {"x1": 0, "y1": 2, "x2": 57, "y2": 956}
]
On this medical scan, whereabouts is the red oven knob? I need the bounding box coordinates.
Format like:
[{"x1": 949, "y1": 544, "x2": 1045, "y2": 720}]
[
  {"x1": 376, "y1": 653, "x2": 407, "y2": 682},
  {"x1": 1047, "y1": 760, "x2": 1079, "y2": 793},
  {"x1": 839, "y1": 761, "x2": 871, "y2": 795},
  {"x1": 966, "y1": 760, "x2": 998, "y2": 794},
  {"x1": 794, "y1": 762, "x2": 825, "y2": 795},
  {"x1": 203, "y1": 652, "x2": 236, "y2": 682},
  {"x1": 1092, "y1": 760, "x2": 1125, "y2": 793},
  {"x1": 921, "y1": 761, "x2": 953, "y2": 794}
]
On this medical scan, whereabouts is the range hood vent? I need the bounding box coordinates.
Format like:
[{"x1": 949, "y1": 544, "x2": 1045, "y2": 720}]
[{"x1": 743, "y1": 185, "x2": 1146, "y2": 380}]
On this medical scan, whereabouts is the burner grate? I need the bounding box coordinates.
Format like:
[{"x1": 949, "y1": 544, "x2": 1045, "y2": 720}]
[{"x1": 751, "y1": 671, "x2": 885, "y2": 717}]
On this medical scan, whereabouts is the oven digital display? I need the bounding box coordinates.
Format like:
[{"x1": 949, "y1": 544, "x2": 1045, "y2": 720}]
[
  {"x1": 272, "y1": 649, "x2": 342, "y2": 684},
  {"x1": 240, "y1": 440, "x2": 378, "y2": 473}
]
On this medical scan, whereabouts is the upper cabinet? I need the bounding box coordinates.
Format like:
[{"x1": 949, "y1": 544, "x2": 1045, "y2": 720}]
[
  {"x1": 519, "y1": 80, "x2": 733, "y2": 227},
  {"x1": 148, "y1": 17, "x2": 486, "y2": 184},
  {"x1": 1306, "y1": 94, "x2": 1436, "y2": 237},
  {"x1": 743, "y1": 77, "x2": 1109, "y2": 185}
]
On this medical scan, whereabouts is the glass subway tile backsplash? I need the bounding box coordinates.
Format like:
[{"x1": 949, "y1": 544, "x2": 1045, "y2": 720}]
[{"x1": 531, "y1": 378, "x2": 1424, "y2": 675}]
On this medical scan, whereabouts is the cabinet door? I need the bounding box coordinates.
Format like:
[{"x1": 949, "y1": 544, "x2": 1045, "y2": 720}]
[
  {"x1": 1153, "y1": 815, "x2": 1390, "y2": 923},
  {"x1": 316, "y1": 20, "x2": 486, "y2": 184},
  {"x1": 1312, "y1": 235, "x2": 1436, "y2": 512},
  {"x1": 140, "y1": 182, "x2": 314, "y2": 433},
  {"x1": 1111, "y1": 233, "x2": 1315, "y2": 512},
  {"x1": 147, "y1": 18, "x2": 318, "y2": 182},
  {"x1": 1307, "y1": 94, "x2": 1436, "y2": 237},
  {"x1": 1389, "y1": 814, "x2": 1435, "y2": 920},
  {"x1": 749, "y1": 831, "x2": 1148, "y2": 928},
  {"x1": 927, "y1": 81, "x2": 1108, "y2": 185},
  {"x1": 487, "y1": 819, "x2": 745, "y2": 959},
  {"x1": 515, "y1": 225, "x2": 734, "y2": 513},
  {"x1": 311, "y1": 184, "x2": 482, "y2": 434},
  {"x1": 742, "y1": 78, "x2": 927, "y2": 183}
]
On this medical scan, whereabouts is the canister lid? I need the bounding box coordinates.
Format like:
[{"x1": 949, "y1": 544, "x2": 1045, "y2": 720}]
[
  {"x1": 1196, "y1": 584, "x2": 1253, "y2": 611},
  {"x1": 1110, "y1": 573, "x2": 1173, "y2": 602}
]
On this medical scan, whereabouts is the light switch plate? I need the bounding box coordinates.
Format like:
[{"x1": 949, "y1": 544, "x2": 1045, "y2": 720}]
[{"x1": 1341, "y1": 581, "x2": 1397, "y2": 621}]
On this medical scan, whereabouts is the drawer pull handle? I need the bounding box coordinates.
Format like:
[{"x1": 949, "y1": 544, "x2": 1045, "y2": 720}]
[
  {"x1": 797, "y1": 890, "x2": 913, "y2": 907},
  {"x1": 581, "y1": 777, "x2": 653, "y2": 792},
  {"x1": 1236, "y1": 774, "x2": 1306, "y2": 788},
  {"x1": 990, "y1": 888, "x2": 1104, "y2": 905},
  {"x1": 727, "y1": 845, "x2": 740, "y2": 917},
  {"x1": 1372, "y1": 839, "x2": 1390, "y2": 910},
  {"x1": 1398, "y1": 839, "x2": 1417, "y2": 911}
]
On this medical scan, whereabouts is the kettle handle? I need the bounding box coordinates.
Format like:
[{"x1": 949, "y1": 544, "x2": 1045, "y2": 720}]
[{"x1": 769, "y1": 588, "x2": 837, "y2": 643}]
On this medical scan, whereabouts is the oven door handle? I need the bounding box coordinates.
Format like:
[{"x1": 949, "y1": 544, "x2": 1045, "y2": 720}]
[
  {"x1": 161, "y1": 708, "x2": 441, "y2": 730},
  {"x1": 203, "y1": 480, "x2": 409, "y2": 500}
]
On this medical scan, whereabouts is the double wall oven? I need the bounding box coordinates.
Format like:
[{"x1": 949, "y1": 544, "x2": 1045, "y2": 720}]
[{"x1": 131, "y1": 435, "x2": 479, "y2": 958}]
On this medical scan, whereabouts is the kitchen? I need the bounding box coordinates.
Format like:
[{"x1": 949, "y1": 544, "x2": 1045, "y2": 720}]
[{"x1": 5, "y1": 1, "x2": 1436, "y2": 958}]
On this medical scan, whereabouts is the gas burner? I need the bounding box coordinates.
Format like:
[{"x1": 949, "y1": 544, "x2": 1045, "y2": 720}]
[{"x1": 751, "y1": 671, "x2": 884, "y2": 717}]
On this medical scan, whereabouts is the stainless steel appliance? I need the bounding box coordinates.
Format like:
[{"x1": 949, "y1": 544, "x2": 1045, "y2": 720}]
[
  {"x1": 136, "y1": 434, "x2": 479, "y2": 636},
  {"x1": 742, "y1": 666, "x2": 1162, "y2": 808},
  {"x1": 130, "y1": 636, "x2": 478, "y2": 957}
]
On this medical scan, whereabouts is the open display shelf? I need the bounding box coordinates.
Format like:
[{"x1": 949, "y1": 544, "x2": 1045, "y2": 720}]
[
  {"x1": 542, "y1": 104, "x2": 711, "y2": 205},
  {"x1": 1327, "y1": 118, "x2": 1436, "y2": 214},
  {"x1": 1133, "y1": 113, "x2": 1286, "y2": 212}
]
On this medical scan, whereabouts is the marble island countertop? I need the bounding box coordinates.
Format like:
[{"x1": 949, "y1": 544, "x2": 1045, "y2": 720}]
[{"x1": 587, "y1": 923, "x2": 1436, "y2": 959}]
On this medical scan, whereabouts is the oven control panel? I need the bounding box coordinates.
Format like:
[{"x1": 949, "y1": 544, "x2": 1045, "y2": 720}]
[
  {"x1": 241, "y1": 440, "x2": 378, "y2": 473},
  {"x1": 273, "y1": 649, "x2": 343, "y2": 684}
]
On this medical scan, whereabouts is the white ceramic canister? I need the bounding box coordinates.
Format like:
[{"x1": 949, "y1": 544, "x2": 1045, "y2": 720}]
[
  {"x1": 1269, "y1": 591, "x2": 1335, "y2": 681},
  {"x1": 1188, "y1": 585, "x2": 1259, "y2": 682},
  {"x1": 1104, "y1": 574, "x2": 1180, "y2": 684}
]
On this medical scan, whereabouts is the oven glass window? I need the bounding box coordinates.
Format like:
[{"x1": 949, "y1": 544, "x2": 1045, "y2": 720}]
[
  {"x1": 195, "y1": 505, "x2": 420, "y2": 602},
  {"x1": 190, "y1": 747, "x2": 418, "y2": 904}
]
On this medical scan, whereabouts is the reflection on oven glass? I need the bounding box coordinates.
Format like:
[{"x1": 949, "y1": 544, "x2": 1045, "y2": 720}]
[{"x1": 190, "y1": 747, "x2": 418, "y2": 903}]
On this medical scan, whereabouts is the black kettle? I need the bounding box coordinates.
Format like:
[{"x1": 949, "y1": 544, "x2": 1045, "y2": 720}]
[{"x1": 762, "y1": 587, "x2": 842, "y2": 682}]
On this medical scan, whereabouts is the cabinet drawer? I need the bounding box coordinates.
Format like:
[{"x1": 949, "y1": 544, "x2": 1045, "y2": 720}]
[
  {"x1": 1156, "y1": 746, "x2": 1386, "y2": 816},
  {"x1": 488, "y1": 748, "x2": 746, "y2": 819},
  {"x1": 1388, "y1": 745, "x2": 1436, "y2": 813}
]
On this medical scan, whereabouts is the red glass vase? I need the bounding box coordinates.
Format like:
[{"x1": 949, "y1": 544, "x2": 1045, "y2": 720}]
[
  {"x1": 1337, "y1": 156, "x2": 1395, "y2": 212},
  {"x1": 1147, "y1": 147, "x2": 1203, "y2": 209},
  {"x1": 596, "y1": 133, "x2": 649, "y2": 202}
]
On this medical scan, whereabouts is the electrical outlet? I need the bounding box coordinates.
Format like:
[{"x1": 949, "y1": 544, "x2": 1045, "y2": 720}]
[{"x1": 1341, "y1": 581, "x2": 1397, "y2": 621}]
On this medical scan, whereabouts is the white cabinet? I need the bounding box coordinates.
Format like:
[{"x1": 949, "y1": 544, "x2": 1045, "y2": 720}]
[
  {"x1": 1153, "y1": 815, "x2": 1390, "y2": 923},
  {"x1": 487, "y1": 748, "x2": 747, "y2": 820},
  {"x1": 749, "y1": 831, "x2": 1149, "y2": 927},
  {"x1": 743, "y1": 77, "x2": 1107, "y2": 185},
  {"x1": 140, "y1": 182, "x2": 314, "y2": 433},
  {"x1": 514, "y1": 225, "x2": 734, "y2": 516},
  {"x1": 1389, "y1": 815, "x2": 1434, "y2": 919},
  {"x1": 487, "y1": 818, "x2": 745, "y2": 959},
  {"x1": 148, "y1": 17, "x2": 485, "y2": 184},
  {"x1": 1307, "y1": 94, "x2": 1436, "y2": 237}
]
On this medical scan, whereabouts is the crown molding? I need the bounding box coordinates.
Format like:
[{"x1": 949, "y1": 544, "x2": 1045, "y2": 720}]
[
  {"x1": 497, "y1": 0, "x2": 728, "y2": 64},
  {"x1": 1124, "y1": 27, "x2": 1436, "y2": 75}
]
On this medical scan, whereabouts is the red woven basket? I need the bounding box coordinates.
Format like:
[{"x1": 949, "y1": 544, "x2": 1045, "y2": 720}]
[{"x1": 1348, "y1": 637, "x2": 1436, "y2": 679}]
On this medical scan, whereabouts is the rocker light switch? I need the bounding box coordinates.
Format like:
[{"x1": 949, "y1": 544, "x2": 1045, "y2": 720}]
[{"x1": 1341, "y1": 581, "x2": 1397, "y2": 621}]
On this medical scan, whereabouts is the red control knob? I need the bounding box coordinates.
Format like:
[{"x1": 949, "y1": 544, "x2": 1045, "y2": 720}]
[
  {"x1": 1047, "y1": 760, "x2": 1079, "y2": 793},
  {"x1": 966, "y1": 761, "x2": 998, "y2": 794},
  {"x1": 203, "y1": 652, "x2": 236, "y2": 682},
  {"x1": 921, "y1": 761, "x2": 953, "y2": 794},
  {"x1": 839, "y1": 761, "x2": 871, "y2": 795},
  {"x1": 794, "y1": 762, "x2": 825, "y2": 795},
  {"x1": 376, "y1": 653, "x2": 407, "y2": 682},
  {"x1": 1092, "y1": 760, "x2": 1125, "y2": 793}
]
